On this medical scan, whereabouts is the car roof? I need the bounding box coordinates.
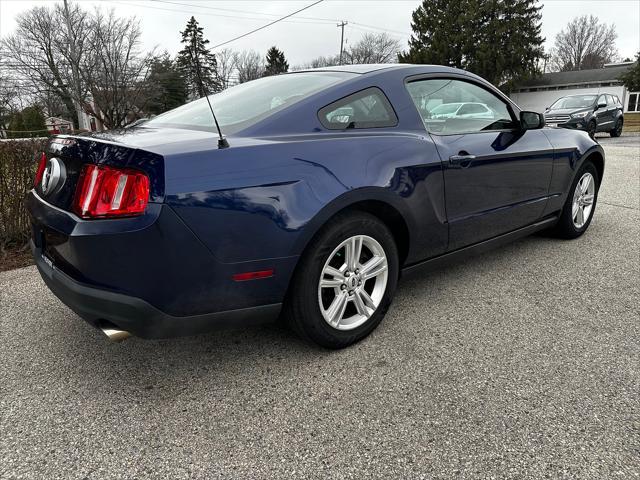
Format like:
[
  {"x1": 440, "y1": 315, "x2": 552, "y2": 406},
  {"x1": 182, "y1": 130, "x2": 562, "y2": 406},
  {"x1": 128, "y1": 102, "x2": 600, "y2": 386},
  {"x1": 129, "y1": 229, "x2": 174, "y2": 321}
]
[
  {"x1": 295, "y1": 64, "x2": 404, "y2": 74},
  {"x1": 292, "y1": 63, "x2": 474, "y2": 76}
]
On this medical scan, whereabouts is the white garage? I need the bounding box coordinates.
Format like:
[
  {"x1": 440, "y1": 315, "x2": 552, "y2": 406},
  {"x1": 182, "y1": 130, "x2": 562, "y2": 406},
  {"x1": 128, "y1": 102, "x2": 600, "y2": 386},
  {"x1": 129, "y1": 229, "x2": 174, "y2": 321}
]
[{"x1": 509, "y1": 62, "x2": 637, "y2": 114}]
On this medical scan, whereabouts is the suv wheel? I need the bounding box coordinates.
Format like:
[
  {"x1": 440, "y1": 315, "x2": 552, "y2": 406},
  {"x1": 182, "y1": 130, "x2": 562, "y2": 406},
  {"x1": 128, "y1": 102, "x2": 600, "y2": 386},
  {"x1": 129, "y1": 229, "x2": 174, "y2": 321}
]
[
  {"x1": 284, "y1": 211, "x2": 399, "y2": 349},
  {"x1": 610, "y1": 118, "x2": 623, "y2": 137},
  {"x1": 587, "y1": 120, "x2": 597, "y2": 139}
]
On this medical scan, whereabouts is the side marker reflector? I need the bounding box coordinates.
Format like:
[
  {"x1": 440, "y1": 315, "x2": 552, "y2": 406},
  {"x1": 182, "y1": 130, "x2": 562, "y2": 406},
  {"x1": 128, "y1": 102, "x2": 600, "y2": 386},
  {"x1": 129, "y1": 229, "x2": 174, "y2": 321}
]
[{"x1": 232, "y1": 269, "x2": 274, "y2": 282}]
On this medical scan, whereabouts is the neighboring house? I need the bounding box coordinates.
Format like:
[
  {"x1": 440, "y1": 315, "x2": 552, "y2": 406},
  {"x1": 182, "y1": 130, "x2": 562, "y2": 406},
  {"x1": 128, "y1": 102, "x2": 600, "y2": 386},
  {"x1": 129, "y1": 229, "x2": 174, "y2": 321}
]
[
  {"x1": 510, "y1": 62, "x2": 638, "y2": 113},
  {"x1": 45, "y1": 116, "x2": 73, "y2": 135},
  {"x1": 76, "y1": 98, "x2": 103, "y2": 132}
]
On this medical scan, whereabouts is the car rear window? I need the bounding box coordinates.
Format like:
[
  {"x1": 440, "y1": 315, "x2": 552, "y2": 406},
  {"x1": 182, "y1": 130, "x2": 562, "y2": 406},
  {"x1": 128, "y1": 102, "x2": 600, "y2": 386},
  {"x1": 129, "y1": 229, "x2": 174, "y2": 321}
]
[
  {"x1": 145, "y1": 71, "x2": 356, "y2": 134},
  {"x1": 318, "y1": 88, "x2": 398, "y2": 129}
]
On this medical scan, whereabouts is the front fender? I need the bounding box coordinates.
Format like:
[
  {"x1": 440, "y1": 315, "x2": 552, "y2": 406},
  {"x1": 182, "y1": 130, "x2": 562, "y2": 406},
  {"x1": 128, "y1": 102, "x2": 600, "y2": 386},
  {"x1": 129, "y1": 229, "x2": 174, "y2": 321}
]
[{"x1": 541, "y1": 128, "x2": 605, "y2": 216}]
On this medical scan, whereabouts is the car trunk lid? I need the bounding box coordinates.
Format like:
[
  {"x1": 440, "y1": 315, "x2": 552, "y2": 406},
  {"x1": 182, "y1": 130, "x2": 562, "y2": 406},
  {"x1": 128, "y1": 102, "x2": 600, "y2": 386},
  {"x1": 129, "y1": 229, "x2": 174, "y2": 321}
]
[{"x1": 36, "y1": 135, "x2": 165, "y2": 213}]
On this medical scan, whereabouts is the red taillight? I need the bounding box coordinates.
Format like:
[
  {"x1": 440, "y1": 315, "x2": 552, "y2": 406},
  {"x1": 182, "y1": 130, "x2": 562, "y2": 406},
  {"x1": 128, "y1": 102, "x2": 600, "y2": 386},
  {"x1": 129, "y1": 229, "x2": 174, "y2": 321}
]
[
  {"x1": 73, "y1": 164, "x2": 150, "y2": 219},
  {"x1": 34, "y1": 152, "x2": 47, "y2": 187}
]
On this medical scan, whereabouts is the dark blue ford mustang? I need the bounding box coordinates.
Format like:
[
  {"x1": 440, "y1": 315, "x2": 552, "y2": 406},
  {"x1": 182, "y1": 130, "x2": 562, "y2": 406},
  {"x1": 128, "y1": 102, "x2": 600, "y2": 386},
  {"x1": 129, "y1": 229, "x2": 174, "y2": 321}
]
[{"x1": 27, "y1": 64, "x2": 604, "y2": 348}]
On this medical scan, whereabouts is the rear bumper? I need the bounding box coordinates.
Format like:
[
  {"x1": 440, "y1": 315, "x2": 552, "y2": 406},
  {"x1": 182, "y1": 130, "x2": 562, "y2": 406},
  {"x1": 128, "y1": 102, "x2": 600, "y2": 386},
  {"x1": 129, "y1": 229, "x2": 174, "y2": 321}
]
[{"x1": 32, "y1": 240, "x2": 281, "y2": 338}]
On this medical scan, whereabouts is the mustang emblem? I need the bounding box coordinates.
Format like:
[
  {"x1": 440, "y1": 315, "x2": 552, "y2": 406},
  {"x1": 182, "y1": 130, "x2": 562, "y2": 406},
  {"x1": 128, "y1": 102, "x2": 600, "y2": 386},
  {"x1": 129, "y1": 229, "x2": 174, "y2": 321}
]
[{"x1": 41, "y1": 157, "x2": 63, "y2": 195}]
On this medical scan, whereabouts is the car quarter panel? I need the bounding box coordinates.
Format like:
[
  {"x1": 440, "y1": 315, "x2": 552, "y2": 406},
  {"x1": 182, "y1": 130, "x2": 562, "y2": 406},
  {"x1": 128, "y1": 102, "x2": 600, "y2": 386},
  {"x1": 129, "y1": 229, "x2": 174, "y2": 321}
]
[{"x1": 165, "y1": 132, "x2": 447, "y2": 266}]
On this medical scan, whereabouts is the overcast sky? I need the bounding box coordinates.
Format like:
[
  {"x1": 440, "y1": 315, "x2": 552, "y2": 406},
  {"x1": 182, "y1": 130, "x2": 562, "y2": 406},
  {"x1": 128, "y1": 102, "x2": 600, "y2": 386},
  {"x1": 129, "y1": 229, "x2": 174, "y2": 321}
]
[{"x1": 1, "y1": 0, "x2": 638, "y2": 66}]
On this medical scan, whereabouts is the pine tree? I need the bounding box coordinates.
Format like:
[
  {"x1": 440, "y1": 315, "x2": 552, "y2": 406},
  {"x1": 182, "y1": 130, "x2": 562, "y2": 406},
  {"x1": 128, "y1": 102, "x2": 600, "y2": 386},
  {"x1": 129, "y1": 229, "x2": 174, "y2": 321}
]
[
  {"x1": 470, "y1": 0, "x2": 545, "y2": 90},
  {"x1": 7, "y1": 106, "x2": 46, "y2": 138},
  {"x1": 263, "y1": 47, "x2": 289, "y2": 77},
  {"x1": 176, "y1": 17, "x2": 220, "y2": 98},
  {"x1": 7, "y1": 111, "x2": 25, "y2": 139},
  {"x1": 146, "y1": 53, "x2": 188, "y2": 115},
  {"x1": 620, "y1": 53, "x2": 640, "y2": 91},
  {"x1": 399, "y1": 0, "x2": 545, "y2": 91},
  {"x1": 398, "y1": 0, "x2": 469, "y2": 67}
]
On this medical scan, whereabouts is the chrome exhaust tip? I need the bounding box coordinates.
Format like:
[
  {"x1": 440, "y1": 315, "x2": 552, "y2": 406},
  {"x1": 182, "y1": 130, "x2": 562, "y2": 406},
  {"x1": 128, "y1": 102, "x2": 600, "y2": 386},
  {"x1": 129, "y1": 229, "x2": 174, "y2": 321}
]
[{"x1": 100, "y1": 324, "x2": 131, "y2": 342}]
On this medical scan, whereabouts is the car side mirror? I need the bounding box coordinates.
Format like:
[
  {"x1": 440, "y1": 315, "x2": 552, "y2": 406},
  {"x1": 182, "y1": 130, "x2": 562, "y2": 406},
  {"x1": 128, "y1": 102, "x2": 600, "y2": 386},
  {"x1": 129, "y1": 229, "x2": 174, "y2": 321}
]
[
  {"x1": 597, "y1": 102, "x2": 607, "y2": 109},
  {"x1": 520, "y1": 111, "x2": 544, "y2": 130}
]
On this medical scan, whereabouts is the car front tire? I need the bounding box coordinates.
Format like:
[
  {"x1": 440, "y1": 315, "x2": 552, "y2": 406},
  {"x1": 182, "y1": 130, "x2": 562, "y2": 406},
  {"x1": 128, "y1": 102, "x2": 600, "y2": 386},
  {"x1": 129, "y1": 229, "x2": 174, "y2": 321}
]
[
  {"x1": 587, "y1": 120, "x2": 597, "y2": 139},
  {"x1": 551, "y1": 160, "x2": 600, "y2": 239},
  {"x1": 284, "y1": 211, "x2": 399, "y2": 349}
]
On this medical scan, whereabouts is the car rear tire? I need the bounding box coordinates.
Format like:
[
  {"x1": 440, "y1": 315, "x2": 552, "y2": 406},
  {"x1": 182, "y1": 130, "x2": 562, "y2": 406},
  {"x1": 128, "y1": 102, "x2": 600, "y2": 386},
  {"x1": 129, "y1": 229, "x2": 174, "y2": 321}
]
[
  {"x1": 587, "y1": 120, "x2": 597, "y2": 139},
  {"x1": 551, "y1": 160, "x2": 599, "y2": 239},
  {"x1": 610, "y1": 118, "x2": 623, "y2": 137},
  {"x1": 283, "y1": 211, "x2": 399, "y2": 349}
]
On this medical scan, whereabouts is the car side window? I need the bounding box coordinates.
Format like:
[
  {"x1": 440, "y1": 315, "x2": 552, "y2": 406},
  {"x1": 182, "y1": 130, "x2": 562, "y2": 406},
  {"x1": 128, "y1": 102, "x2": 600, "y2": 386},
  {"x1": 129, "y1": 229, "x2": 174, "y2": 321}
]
[
  {"x1": 598, "y1": 94, "x2": 607, "y2": 106},
  {"x1": 606, "y1": 95, "x2": 614, "y2": 106},
  {"x1": 318, "y1": 87, "x2": 398, "y2": 130},
  {"x1": 405, "y1": 78, "x2": 517, "y2": 135}
]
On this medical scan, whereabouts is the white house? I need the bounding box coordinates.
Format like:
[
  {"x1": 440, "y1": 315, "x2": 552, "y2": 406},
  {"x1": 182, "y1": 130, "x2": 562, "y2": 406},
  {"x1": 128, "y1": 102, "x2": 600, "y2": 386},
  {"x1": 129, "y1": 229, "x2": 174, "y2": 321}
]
[
  {"x1": 45, "y1": 116, "x2": 73, "y2": 134},
  {"x1": 510, "y1": 62, "x2": 638, "y2": 113}
]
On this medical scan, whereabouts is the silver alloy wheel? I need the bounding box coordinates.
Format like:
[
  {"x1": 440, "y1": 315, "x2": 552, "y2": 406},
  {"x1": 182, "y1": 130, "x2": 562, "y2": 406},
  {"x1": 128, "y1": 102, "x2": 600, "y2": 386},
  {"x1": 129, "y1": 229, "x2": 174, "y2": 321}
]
[
  {"x1": 572, "y1": 172, "x2": 595, "y2": 229},
  {"x1": 318, "y1": 235, "x2": 388, "y2": 330}
]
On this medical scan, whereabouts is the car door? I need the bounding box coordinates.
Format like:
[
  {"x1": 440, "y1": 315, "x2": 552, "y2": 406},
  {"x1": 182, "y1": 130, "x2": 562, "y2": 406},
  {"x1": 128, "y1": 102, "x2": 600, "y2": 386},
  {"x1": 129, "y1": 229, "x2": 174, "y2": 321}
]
[
  {"x1": 607, "y1": 94, "x2": 621, "y2": 123},
  {"x1": 595, "y1": 94, "x2": 611, "y2": 130},
  {"x1": 406, "y1": 76, "x2": 554, "y2": 251}
]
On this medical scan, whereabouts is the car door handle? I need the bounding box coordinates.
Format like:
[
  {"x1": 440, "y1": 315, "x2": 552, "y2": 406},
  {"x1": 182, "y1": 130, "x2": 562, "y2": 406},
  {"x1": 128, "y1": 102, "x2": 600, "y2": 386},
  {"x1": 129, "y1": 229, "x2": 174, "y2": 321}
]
[{"x1": 449, "y1": 153, "x2": 476, "y2": 167}]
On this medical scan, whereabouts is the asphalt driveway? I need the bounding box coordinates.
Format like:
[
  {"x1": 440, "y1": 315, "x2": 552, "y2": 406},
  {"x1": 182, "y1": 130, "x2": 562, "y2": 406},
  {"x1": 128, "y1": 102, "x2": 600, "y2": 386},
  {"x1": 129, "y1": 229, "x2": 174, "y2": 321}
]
[{"x1": 1, "y1": 135, "x2": 638, "y2": 479}]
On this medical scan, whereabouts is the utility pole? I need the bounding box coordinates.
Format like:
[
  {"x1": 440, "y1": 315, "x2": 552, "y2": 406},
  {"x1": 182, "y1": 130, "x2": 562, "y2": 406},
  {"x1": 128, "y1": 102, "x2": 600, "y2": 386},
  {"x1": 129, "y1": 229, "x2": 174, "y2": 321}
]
[
  {"x1": 337, "y1": 21, "x2": 347, "y2": 65},
  {"x1": 63, "y1": 0, "x2": 83, "y2": 130}
]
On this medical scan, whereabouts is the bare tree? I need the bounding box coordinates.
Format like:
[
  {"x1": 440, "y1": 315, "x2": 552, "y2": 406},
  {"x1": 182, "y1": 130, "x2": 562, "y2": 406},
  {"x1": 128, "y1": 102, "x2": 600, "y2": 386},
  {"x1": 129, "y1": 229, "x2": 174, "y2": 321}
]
[
  {"x1": 2, "y1": 2, "x2": 154, "y2": 130},
  {"x1": 1, "y1": 4, "x2": 88, "y2": 128},
  {"x1": 550, "y1": 15, "x2": 618, "y2": 71},
  {"x1": 234, "y1": 50, "x2": 264, "y2": 84},
  {"x1": 216, "y1": 48, "x2": 237, "y2": 89},
  {"x1": 344, "y1": 32, "x2": 401, "y2": 64},
  {"x1": 81, "y1": 8, "x2": 155, "y2": 128},
  {"x1": 0, "y1": 70, "x2": 22, "y2": 137},
  {"x1": 293, "y1": 55, "x2": 340, "y2": 70}
]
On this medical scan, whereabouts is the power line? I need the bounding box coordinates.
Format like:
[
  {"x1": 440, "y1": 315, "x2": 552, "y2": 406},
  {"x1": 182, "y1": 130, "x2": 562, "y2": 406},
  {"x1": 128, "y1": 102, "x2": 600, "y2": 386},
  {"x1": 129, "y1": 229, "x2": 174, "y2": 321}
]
[
  {"x1": 151, "y1": 0, "x2": 337, "y2": 22},
  {"x1": 102, "y1": 0, "x2": 408, "y2": 40},
  {"x1": 349, "y1": 22, "x2": 410, "y2": 37},
  {"x1": 111, "y1": 0, "x2": 333, "y2": 26},
  {"x1": 210, "y1": 0, "x2": 325, "y2": 49}
]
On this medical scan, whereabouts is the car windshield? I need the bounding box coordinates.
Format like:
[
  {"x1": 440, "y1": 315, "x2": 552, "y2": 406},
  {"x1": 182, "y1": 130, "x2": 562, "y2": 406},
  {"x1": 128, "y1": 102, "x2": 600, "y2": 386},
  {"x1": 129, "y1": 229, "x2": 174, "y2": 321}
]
[
  {"x1": 431, "y1": 103, "x2": 461, "y2": 115},
  {"x1": 550, "y1": 95, "x2": 597, "y2": 109},
  {"x1": 145, "y1": 71, "x2": 356, "y2": 134}
]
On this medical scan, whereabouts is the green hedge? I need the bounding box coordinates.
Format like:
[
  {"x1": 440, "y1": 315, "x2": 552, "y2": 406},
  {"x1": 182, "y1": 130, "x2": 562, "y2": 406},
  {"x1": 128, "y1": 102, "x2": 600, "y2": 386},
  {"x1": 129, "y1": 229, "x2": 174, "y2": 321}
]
[{"x1": 0, "y1": 139, "x2": 47, "y2": 247}]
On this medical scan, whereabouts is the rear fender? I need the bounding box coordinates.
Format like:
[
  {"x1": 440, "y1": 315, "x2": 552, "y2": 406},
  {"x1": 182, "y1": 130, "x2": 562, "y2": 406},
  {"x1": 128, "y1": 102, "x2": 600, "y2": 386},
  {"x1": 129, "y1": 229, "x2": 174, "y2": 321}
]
[{"x1": 291, "y1": 187, "x2": 419, "y2": 261}]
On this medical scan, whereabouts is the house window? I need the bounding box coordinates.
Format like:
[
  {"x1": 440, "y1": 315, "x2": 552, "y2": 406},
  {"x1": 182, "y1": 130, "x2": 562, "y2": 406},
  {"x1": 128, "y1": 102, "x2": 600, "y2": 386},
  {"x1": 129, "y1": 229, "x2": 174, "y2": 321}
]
[{"x1": 628, "y1": 93, "x2": 639, "y2": 112}]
